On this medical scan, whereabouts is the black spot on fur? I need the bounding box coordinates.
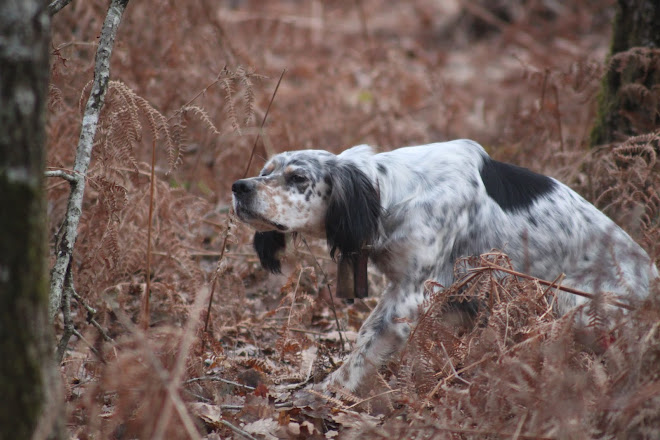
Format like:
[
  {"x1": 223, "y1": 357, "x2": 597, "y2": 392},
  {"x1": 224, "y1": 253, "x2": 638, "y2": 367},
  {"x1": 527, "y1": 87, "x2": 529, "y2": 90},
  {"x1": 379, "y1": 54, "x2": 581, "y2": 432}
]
[
  {"x1": 479, "y1": 157, "x2": 556, "y2": 212},
  {"x1": 417, "y1": 265, "x2": 435, "y2": 284},
  {"x1": 377, "y1": 163, "x2": 388, "y2": 175},
  {"x1": 369, "y1": 312, "x2": 388, "y2": 336},
  {"x1": 422, "y1": 202, "x2": 435, "y2": 220},
  {"x1": 443, "y1": 298, "x2": 481, "y2": 328},
  {"x1": 289, "y1": 158, "x2": 321, "y2": 170},
  {"x1": 253, "y1": 231, "x2": 286, "y2": 273}
]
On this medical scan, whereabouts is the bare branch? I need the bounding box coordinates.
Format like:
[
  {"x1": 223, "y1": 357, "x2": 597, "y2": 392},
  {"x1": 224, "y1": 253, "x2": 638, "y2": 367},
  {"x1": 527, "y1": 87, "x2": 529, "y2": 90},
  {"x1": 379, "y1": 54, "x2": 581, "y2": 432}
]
[
  {"x1": 44, "y1": 170, "x2": 78, "y2": 183},
  {"x1": 218, "y1": 419, "x2": 258, "y2": 440},
  {"x1": 48, "y1": 0, "x2": 73, "y2": 17},
  {"x1": 184, "y1": 376, "x2": 256, "y2": 391},
  {"x1": 49, "y1": 0, "x2": 130, "y2": 321},
  {"x1": 71, "y1": 290, "x2": 113, "y2": 342},
  {"x1": 55, "y1": 264, "x2": 74, "y2": 363}
]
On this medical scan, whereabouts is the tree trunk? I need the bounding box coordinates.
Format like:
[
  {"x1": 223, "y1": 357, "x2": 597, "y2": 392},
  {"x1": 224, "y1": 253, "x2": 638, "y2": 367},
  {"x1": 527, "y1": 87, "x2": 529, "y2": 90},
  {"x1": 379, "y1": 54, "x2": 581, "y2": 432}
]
[
  {"x1": 0, "y1": 1, "x2": 61, "y2": 439},
  {"x1": 590, "y1": 0, "x2": 660, "y2": 146}
]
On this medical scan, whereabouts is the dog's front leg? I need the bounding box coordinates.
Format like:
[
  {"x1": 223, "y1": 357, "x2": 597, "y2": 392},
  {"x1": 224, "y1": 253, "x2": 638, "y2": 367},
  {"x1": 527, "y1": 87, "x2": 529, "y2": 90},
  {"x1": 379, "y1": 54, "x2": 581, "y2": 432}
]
[{"x1": 322, "y1": 285, "x2": 425, "y2": 393}]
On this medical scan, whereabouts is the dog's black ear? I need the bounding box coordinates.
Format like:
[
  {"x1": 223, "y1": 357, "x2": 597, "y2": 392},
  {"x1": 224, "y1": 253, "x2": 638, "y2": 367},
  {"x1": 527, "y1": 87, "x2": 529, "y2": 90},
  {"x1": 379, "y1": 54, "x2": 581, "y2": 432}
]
[
  {"x1": 325, "y1": 162, "x2": 380, "y2": 261},
  {"x1": 253, "y1": 231, "x2": 286, "y2": 273}
]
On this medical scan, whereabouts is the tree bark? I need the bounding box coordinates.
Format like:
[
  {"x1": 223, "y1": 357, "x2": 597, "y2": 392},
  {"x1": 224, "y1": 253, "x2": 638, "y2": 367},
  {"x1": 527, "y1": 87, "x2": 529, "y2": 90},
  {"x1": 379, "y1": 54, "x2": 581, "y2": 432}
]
[
  {"x1": 590, "y1": 0, "x2": 660, "y2": 146},
  {"x1": 0, "y1": 1, "x2": 62, "y2": 439}
]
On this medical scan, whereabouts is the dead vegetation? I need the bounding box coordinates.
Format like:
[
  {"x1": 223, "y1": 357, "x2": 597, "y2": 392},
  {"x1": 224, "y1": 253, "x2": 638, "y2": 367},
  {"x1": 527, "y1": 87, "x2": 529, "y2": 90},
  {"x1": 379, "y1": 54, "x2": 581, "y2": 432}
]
[{"x1": 47, "y1": 0, "x2": 659, "y2": 438}]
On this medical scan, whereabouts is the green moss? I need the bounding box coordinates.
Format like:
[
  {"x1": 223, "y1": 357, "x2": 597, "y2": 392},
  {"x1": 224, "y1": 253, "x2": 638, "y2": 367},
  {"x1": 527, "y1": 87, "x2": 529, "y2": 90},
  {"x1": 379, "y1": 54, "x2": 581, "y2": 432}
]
[{"x1": 590, "y1": 0, "x2": 660, "y2": 147}]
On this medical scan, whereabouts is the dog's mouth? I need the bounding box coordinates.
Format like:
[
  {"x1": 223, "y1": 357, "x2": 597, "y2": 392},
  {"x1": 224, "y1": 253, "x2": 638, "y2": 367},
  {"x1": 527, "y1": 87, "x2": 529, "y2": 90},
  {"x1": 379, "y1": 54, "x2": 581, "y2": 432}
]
[{"x1": 233, "y1": 202, "x2": 288, "y2": 232}]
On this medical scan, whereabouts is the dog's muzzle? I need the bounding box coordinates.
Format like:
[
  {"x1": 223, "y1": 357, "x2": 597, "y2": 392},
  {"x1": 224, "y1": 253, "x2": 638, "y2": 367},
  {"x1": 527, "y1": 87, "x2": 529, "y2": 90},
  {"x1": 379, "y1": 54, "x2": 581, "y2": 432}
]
[
  {"x1": 231, "y1": 179, "x2": 255, "y2": 219},
  {"x1": 232, "y1": 179, "x2": 255, "y2": 199},
  {"x1": 232, "y1": 179, "x2": 288, "y2": 232}
]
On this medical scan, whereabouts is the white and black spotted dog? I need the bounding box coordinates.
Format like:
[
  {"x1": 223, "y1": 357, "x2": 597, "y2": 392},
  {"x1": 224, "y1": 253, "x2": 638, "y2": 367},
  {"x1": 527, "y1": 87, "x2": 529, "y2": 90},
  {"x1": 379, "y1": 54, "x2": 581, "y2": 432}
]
[{"x1": 232, "y1": 139, "x2": 657, "y2": 392}]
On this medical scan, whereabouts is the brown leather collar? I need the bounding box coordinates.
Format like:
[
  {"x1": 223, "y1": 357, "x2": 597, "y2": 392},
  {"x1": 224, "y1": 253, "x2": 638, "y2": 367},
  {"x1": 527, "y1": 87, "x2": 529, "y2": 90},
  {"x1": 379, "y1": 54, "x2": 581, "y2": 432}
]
[{"x1": 336, "y1": 248, "x2": 370, "y2": 301}]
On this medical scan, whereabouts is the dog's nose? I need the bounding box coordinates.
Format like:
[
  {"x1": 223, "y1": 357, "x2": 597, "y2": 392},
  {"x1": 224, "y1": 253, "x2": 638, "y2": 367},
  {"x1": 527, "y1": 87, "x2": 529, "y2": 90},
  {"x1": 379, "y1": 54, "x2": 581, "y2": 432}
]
[{"x1": 232, "y1": 179, "x2": 254, "y2": 195}]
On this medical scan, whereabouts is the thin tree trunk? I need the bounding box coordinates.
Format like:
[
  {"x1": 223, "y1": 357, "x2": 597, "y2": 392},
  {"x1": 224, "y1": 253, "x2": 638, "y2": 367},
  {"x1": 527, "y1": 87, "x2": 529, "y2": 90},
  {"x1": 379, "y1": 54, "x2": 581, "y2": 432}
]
[
  {"x1": 0, "y1": 1, "x2": 62, "y2": 438},
  {"x1": 590, "y1": 0, "x2": 660, "y2": 146},
  {"x1": 49, "y1": 0, "x2": 130, "y2": 322}
]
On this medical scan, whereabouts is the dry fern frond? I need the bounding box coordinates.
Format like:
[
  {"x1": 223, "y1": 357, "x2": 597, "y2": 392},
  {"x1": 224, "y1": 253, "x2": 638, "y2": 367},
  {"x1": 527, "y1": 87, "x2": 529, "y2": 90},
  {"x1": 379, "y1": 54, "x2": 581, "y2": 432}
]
[
  {"x1": 583, "y1": 130, "x2": 660, "y2": 258},
  {"x1": 610, "y1": 47, "x2": 660, "y2": 75},
  {"x1": 180, "y1": 105, "x2": 221, "y2": 135},
  {"x1": 236, "y1": 66, "x2": 257, "y2": 126},
  {"x1": 101, "y1": 108, "x2": 140, "y2": 171},
  {"x1": 220, "y1": 73, "x2": 240, "y2": 135},
  {"x1": 97, "y1": 81, "x2": 181, "y2": 173},
  {"x1": 48, "y1": 84, "x2": 64, "y2": 111}
]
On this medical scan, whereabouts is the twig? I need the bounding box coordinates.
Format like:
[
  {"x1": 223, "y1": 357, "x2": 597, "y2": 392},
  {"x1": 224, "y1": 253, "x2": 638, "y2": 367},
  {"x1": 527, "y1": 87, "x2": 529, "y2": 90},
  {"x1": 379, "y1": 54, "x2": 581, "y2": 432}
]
[
  {"x1": 286, "y1": 268, "x2": 305, "y2": 331},
  {"x1": 184, "y1": 376, "x2": 255, "y2": 391},
  {"x1": 48, "y1": 0, "x2": 130, "y2": 322},
  {"x1": 71, "y1": 328, "x2": 102, "y2": 360},
  {"x1": 142, "y1": 137, "x2": 156, "y2": 330},
  {"x1": 553, "y1": 85, "x2": 564, "y2": 152},
  {"x1": 346, "y1": 388, "x2": 399, "y2": 409},
  {"x1": 219, "y1": 419, "x2": 258, "y2": 440},
  {"x1": 512, "y1": 411, "x2": 529, "y2": 440},
  {"x1": 71, "y1": 290, "x2": 113, "y2": 342},
  {"x1": 541, "y1": 272, "x2": 565, "y2": 298},
  {"x1": 44, "y1": 169, "x2": 79, "y2": 183},
  {"x1": 202, "y1": 68, "x2": 286, "y2": 340},
  {"x1": 48, "y1": 0, "x2": 73, "y2": 16},
  {"x1": 183, "y1": 389, "x2": 212, "y2": 403},
  {"x1": 300, "y1": 236, "x2": 347, "y2": 353},
  {"x1": 425, "y1": 353, "x2": 497, "y2": 402},
  {"x1": 202, "y1": 238, "x2": 228, "y2": 340},
  {"x1": 440, "y1": 342, "x2": 470, "y2": 386},
  {"x1": 167, "y1": 66, "x2": 226, "y2": 122},
  {"x1": 242, "y1": 68, "x2": 286, "y2": 178},
  {"x1": 261, "y1": 326, "x2": 326, "y2": 336},
  {"x1": 55, "y1": 264, "x2": 74, "y2": 363},
  {"x1": 55, "y1": 263, "x2": 106, "y2": 363},
  {"x1": 274, "y1": 401, "x2": 294, "y2": 408},
  {"x1": 475, "y1": 262, "x2": 635, "y2": 311},
  {"x1": 276, "y1": 377, "x2": 313, "y2": 391}
]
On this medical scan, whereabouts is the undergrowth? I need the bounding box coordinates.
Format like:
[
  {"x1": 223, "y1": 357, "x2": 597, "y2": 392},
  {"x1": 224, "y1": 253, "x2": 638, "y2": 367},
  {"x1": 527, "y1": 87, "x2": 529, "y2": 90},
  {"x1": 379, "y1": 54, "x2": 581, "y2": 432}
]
[{"x1": 47, "y1": 0, "x2": 659, "y2": 438}]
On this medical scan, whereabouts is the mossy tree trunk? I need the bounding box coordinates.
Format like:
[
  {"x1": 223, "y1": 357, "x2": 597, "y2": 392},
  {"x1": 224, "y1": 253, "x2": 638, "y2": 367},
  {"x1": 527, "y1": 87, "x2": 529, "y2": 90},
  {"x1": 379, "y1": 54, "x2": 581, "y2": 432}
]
[
  {"x1": 590, "y1": 0, "x2": 660, "y2": 146},
  {"x1": 0, "y1": 1, "x2": 61, "y2": 439}
]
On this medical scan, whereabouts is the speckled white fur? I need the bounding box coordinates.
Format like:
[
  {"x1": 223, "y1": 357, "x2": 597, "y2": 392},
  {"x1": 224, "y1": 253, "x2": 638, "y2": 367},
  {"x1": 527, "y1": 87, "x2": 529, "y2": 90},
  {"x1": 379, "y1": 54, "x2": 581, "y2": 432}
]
[{"x1": 233, "y1": 140, "x2": 658, "y2": 392}]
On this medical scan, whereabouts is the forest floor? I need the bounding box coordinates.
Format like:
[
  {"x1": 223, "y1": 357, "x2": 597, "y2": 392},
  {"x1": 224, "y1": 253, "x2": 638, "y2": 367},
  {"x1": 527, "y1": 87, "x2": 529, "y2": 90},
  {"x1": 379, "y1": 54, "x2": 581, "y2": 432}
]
[{"x1": 47, "y1": 1, "x2": 659, "y2": 438}]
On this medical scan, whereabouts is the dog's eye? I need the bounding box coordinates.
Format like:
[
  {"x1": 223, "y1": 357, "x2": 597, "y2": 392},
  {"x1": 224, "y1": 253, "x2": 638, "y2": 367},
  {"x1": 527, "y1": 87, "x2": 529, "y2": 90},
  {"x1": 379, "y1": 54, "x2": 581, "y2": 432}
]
[{"x1": 289, "y1": 174, "x2": 308, "y2": 184}]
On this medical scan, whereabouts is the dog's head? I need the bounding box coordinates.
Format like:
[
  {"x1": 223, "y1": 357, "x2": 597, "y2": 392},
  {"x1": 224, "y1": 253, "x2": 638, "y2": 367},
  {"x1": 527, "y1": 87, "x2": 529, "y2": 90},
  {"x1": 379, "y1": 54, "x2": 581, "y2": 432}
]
[{"x1": 232, "y1": 147, "x2": 380, "y2": 272}]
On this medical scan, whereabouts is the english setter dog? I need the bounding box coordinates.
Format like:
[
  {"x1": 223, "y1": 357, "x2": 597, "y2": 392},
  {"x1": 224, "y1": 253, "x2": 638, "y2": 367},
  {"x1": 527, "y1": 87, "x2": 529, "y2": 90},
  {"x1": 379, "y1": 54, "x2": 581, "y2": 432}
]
[{"x1": 232, "y1": 139, "x2": 657, "y2": 392}]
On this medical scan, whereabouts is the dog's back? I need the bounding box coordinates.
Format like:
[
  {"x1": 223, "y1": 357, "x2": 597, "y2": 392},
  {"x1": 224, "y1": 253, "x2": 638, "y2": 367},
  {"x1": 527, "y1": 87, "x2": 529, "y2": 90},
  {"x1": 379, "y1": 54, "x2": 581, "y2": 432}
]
[{"x1": 369, "y1": 140, "x2": 656, "y2": 314}]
